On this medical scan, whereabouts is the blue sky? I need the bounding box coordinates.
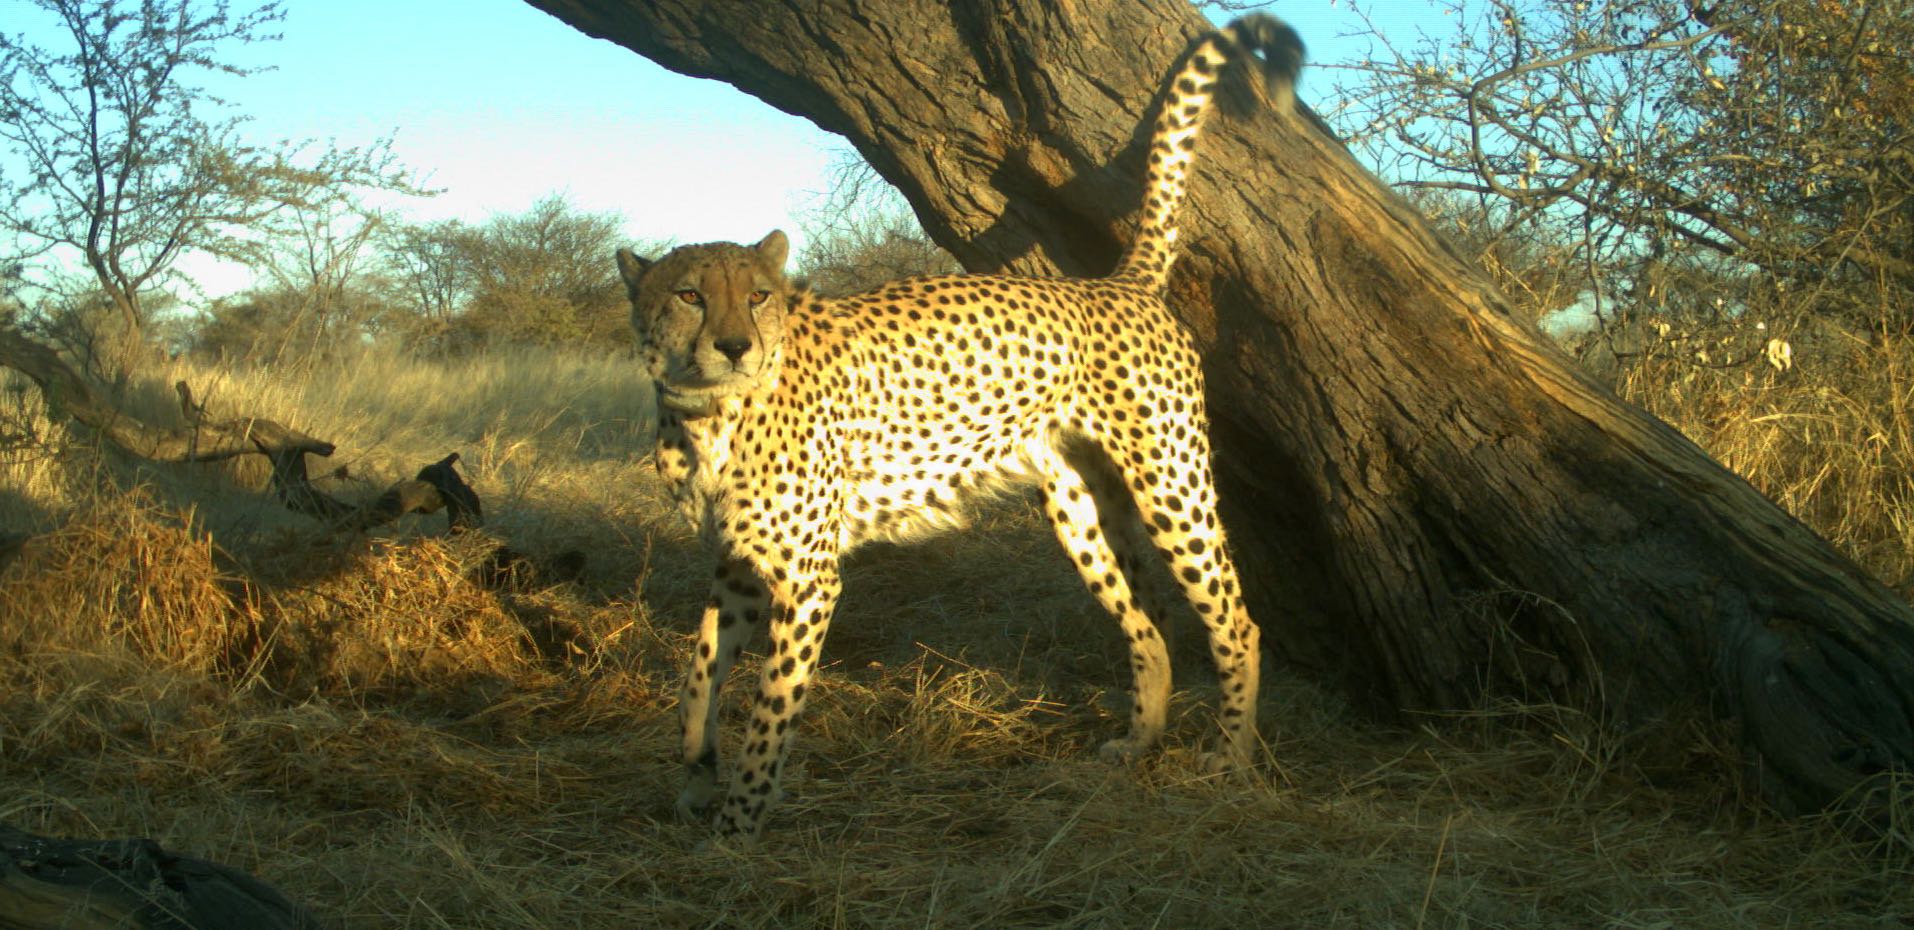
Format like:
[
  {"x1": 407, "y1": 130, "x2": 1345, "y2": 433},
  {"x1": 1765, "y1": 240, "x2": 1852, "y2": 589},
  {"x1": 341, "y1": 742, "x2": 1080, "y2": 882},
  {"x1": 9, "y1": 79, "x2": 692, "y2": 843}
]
[{"x1": 2, "y1": 0, "x2": 1457, "y2": 299}]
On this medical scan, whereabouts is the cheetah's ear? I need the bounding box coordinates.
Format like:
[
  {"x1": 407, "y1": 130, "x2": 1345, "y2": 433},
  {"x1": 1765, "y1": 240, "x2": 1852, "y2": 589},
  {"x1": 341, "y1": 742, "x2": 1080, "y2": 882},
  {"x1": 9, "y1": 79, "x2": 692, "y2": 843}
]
[
  {"x1": 753, "y1": 230, "x2": 790, "y2": 274},
  {"x1": 615, "y1": 247, "x2": 652, "y2": 297}
]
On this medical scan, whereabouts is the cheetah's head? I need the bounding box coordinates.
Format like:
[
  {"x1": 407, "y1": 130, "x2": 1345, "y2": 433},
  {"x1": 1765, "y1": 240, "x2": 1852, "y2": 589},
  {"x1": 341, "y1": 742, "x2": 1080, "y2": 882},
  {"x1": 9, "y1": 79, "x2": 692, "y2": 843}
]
[{"x1": 616, "y1": 231, "x2": 791, "y2": 414}]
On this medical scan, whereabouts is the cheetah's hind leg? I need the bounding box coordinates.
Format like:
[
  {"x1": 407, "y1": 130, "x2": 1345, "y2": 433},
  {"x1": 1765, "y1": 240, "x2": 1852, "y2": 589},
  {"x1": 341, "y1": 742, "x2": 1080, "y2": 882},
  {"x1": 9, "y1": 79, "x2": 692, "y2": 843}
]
[
  {"x1": 1034, "y1": 437, "x2": 1173, "y2": 765},
  {"x1": 1127, "y1": 464, "x2": 1263, "y2": 776}
]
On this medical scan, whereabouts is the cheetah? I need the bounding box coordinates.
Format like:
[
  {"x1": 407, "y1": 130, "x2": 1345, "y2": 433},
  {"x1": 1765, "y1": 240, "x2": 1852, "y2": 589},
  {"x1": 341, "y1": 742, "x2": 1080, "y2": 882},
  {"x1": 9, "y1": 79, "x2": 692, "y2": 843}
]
[{"x1": 616, "y1": 15, "x2": 1304, "y2": 840}]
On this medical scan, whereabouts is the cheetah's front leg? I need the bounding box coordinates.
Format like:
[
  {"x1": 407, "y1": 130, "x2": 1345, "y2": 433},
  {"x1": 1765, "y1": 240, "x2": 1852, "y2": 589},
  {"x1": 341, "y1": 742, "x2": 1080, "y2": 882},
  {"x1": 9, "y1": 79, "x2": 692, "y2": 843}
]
[
  {"x1": 676, "y1": 558, "x2": 768, "y2": 821},
  {"x1": 712, "y1": 564, "x2": 841, "y2": 840}
]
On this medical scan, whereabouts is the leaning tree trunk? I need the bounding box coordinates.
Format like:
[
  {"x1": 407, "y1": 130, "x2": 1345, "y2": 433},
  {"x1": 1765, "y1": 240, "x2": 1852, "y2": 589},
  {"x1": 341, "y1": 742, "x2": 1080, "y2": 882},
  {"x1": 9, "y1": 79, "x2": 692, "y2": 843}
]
[{"x1": 522, "y1": 0, "x2": 1914, "y2": 812}]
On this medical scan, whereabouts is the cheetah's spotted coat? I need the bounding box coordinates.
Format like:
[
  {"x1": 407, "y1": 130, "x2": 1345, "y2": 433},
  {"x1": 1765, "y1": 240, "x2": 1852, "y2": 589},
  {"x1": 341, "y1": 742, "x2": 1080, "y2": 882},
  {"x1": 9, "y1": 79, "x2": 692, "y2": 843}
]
[{"x1": 616, "y1": 16, "x2": 1305, "y2": 840}]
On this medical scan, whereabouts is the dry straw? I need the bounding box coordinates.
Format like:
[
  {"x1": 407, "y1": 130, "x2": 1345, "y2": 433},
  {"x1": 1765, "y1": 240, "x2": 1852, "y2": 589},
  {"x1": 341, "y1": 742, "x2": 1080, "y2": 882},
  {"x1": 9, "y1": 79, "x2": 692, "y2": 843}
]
[{"x1": 1, "y1": 346, "x2": 1908, "y2": 928}]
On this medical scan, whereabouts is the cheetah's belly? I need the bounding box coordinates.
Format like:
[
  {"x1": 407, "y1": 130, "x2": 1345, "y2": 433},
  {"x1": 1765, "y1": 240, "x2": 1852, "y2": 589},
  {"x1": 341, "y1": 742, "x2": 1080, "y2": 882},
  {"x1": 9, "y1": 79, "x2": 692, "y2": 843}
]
[{"x1": 838, "y1": 427, "x2": 1048, "y2": 549}]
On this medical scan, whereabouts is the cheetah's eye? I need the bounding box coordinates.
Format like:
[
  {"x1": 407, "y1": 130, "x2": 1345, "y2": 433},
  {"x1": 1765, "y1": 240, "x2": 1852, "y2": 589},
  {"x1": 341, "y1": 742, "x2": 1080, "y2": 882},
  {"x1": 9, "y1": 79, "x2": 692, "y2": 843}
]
[
  {"x1": 675, "y1": 289, "x2": 704, "y2": 306},
  {"x1": 748, "y1": 290, "x2": 771, "y2": 306}
]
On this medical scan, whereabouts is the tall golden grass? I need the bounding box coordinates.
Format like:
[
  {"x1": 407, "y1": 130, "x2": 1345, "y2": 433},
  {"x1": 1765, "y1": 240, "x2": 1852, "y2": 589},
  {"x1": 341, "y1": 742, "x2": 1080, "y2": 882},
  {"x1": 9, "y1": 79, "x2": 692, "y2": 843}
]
[
  {"x1": 1590, "y1": 322, "x2": 1914, "y2": 595},
  {"x1": 1, "y1": 342, "x2": 1908, "y2": 928}
]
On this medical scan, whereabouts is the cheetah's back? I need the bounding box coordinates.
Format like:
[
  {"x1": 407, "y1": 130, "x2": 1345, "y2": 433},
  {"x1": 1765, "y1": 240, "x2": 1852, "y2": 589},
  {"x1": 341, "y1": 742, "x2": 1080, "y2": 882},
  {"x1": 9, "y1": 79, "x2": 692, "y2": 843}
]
[{"x1": 774, "y1": 272, "x2": 1200, "y2": 548}]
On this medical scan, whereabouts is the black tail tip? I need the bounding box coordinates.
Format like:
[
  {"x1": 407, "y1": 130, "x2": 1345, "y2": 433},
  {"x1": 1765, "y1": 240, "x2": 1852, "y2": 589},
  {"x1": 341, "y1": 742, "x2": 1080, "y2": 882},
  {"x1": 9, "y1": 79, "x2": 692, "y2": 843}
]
[{"x1": 1227, "y1": 14, "x2": 1305, "y2": 97}]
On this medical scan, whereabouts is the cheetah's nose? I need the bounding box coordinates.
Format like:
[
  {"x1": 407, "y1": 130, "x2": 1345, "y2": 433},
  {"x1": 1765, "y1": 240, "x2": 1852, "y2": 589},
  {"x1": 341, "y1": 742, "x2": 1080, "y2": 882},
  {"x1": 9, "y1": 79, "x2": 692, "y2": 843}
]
[{"x1": 714, "y1": 337, "x2": 752, "y2": 363}]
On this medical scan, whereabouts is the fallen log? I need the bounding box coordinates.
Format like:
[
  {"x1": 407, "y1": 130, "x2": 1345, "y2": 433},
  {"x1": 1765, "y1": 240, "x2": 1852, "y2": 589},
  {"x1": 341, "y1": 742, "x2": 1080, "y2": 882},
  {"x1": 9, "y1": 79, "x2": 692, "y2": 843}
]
[
  {"x1": 0, "y1": 327, "x2": 583, "y2": 591},
  {"x1": 0, "y1": 326, "x2": 465, "y2": 533}
]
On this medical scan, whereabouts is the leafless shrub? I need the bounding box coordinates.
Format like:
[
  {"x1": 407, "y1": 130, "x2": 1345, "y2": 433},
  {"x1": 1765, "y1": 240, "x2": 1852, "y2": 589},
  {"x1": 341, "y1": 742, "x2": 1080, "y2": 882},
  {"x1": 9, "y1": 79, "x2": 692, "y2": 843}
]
[{"x1": 1330, "y1": 0, "x2": 1913, "y2": 338}]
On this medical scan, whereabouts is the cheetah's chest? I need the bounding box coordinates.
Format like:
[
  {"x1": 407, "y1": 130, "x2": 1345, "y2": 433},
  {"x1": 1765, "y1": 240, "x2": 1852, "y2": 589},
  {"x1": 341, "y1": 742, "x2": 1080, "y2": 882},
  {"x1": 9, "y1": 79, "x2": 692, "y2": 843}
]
[{"x1": 655, "y1": 413, "x2": 746, "y2": 552}]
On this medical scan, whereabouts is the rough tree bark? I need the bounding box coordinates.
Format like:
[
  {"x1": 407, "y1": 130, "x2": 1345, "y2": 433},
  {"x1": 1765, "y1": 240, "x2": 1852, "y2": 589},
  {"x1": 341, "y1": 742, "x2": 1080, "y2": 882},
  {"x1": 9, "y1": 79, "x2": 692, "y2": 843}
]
[{"x1": 521, "y1": 0, "x2": 1914, "y2": 812}]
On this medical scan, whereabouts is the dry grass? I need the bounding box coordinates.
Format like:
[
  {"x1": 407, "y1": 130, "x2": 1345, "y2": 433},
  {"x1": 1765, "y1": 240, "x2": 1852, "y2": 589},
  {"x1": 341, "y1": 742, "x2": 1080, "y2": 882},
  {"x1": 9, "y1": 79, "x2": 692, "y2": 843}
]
[
  {"x1": 1, "y1": 344, "x2": 1910, "y2": 929},
  {"x1": 1601, "y1": 324, "x2": 1914, "y2": 594}
]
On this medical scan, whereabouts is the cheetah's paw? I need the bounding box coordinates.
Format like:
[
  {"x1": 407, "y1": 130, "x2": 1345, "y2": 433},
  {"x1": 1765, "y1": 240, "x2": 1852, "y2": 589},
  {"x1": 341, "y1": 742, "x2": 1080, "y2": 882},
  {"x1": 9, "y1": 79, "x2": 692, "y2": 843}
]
[
  {"x1": 1097, "y1": 737, "x2": 1156, "y2": 765},
  {"x1": 675, "y1": 780, "x2": 722, "y2": 824},
  {"x1": 1198, "y1": 748, "x2": 1251, "y2": 777},
  {"x1": 692, "y1": 826, "x2": 762, "y2": 854}
]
